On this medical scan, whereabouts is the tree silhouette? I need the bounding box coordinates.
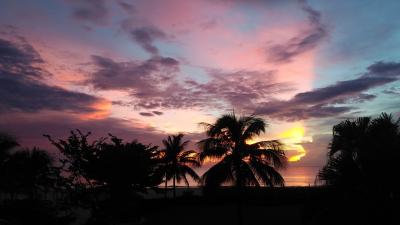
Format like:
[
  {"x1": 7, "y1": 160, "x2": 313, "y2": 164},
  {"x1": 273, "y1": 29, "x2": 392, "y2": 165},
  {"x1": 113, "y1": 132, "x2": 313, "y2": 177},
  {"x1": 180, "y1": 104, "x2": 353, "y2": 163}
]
[
  {"x1": 198, "y1": 113, "x2": 287, "y2": 188},
  {"x1": 88, "y1": 134, "x2": 163, "y2": 198},
  {"x1": 318, "y1": 113, "x2": 400, "y2": 195},
  {"x1": 1, "y1": 148, "x2": 56, "y2": 199},
  {"x1": 44, "y1": 130, "x2": 103, "y2": 192},
  {"x1": 0, "y1": 133, "x2": 19, "y2": 164},
  {"x1": 159, "y1": 134, "x2": 200, "y2": 198}
]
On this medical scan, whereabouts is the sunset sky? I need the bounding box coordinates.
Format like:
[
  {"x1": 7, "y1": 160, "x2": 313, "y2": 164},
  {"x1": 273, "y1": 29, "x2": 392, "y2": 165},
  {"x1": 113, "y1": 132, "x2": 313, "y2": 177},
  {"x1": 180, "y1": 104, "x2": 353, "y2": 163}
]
[{"x1": 1, "y1": 0, "x2": 400, "y2": 185}]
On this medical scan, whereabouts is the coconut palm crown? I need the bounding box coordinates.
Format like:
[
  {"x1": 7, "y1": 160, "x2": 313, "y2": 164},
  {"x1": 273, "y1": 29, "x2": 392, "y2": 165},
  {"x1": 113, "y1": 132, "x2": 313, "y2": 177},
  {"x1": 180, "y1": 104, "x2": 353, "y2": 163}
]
[
  {"x1": 198, "y1": 113, "x2": 287, "y2": 188},
  {"x1": 160, "y1": 134, "x2": 200, "y2": 197}
]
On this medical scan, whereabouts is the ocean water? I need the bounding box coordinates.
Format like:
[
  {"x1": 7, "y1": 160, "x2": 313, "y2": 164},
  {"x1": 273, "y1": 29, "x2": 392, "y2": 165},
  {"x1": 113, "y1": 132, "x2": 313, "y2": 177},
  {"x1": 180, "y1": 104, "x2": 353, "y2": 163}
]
[
  {"x1": 145, "y1": 166, "x2": 321, "y2": 198},
  {"x1": 281, "y1": 166, "x2": 320, "y2": 186},
  {"x1": 170, "y1": 165, "x2": 321, "y2": 188}
]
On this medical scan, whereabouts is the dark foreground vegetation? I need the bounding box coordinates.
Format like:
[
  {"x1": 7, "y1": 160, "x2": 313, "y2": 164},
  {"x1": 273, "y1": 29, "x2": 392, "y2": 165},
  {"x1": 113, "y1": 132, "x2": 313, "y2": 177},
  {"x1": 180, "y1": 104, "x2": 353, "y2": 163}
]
[{"x1": 0, "y1": 113, "x2": 399, "y2": 225}]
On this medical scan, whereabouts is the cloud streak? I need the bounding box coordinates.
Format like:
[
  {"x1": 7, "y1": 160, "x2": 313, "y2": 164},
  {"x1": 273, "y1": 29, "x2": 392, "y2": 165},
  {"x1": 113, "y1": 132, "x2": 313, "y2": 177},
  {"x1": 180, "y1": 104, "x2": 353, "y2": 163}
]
[
  {"x1": 255, "y1": 61, "x2": 400, "y2": 120},
  {"x1": 267, "y1": 0, "x2": 327, "y2": 63},
  {"x1": 129, "y1": 26, "x2": 167, "y2": 55},
  {"x1": 66, "y1": 0, "x2": 109, "y2": 25},
  {"x1": 87, "y1": 55, "x2": 292, "y2": 112},
  {"x1": 0, "y1": 36, "x2": 106, "y2": 114}
]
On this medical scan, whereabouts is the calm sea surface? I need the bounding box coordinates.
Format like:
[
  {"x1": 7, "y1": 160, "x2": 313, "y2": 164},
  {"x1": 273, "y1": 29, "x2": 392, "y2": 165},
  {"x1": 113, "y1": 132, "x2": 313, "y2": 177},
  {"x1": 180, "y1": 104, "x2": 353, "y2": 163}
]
[
  {"x1": 174, "y1": 165, "x2": 321, "y2": 188},
  {"x1": 281, "y1": 166, "x2": 320, "y2": 186},
  {"x1": 146, "y1": 166, "x2": 321, "y2": 198}
]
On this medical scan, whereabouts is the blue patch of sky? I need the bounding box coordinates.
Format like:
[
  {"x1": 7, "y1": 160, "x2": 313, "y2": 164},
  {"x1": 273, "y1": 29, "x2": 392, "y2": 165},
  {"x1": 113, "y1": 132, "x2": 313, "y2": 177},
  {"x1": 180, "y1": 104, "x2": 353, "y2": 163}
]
[
  {"x1": 0, "y1": 0, "x2": 71, "y2": 31},
  {"x1": 311, "y1": 0, "x2": 400, "y2": 88},
  {"x1": 224, "y1": 1, "x2": 304, "y2": 34},
  {"x1": 156, "y1": 41, "x2": 182, "y2": 59},
  {"x1": 179, "y1": 65, "x2": 211, "y2": 84}
]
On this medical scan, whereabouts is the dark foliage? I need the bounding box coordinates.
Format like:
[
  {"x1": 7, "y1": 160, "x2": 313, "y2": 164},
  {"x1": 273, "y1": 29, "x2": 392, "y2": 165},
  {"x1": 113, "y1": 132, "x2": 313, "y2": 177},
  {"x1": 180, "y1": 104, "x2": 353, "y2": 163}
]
[
  {"x1": 88, "y1": 134, "x2": 164, "y2": 195},
  {"x1": 0, "y1": 148, "x2": 58, "y2": 199},
  {"x1": 159, "y1": 134, "x2": 200, "y2": 198},
  {"x1": 317, "y1": 113, "x2": 400, "y2": 196},
  {"x1": 198, "y1": 113, "x2": 287, "y2": 188},
  {"x1": 44, "y1": 130, "x2": 103, "y2": 192}
]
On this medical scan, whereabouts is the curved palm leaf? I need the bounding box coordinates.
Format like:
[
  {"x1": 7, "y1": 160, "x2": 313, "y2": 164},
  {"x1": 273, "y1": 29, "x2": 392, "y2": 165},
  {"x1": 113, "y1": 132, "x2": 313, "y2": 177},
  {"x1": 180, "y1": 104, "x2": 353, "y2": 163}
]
[
  {"x1": 159, "y1": 134, "x2": 200, "y2": 197},
  {"x1": 202, "y1": 155, "x2": 234, "y2": 187},
  {"x1": 241, "y1": 116, "x2": 267, "y2": 140},
  {"x1": 199, "y1": 112, "x2": 287, "y2": 188}
]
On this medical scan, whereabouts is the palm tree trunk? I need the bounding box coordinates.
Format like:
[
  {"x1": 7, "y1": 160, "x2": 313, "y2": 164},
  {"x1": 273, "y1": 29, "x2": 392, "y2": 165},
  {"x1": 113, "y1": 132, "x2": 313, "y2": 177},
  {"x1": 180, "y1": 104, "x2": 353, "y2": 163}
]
[
  {"x1": 236, "y1": 198, "x2": 244, "y2": 225},
  {"x1": 164, "y1": 172, "x2": 168, "y2": 198},
  {"x1": 234, "y1": 157, "x2": 244, "y2": 225},
  {"x1": 173, "y1": 173, "x2": 176, "y2": 198}
]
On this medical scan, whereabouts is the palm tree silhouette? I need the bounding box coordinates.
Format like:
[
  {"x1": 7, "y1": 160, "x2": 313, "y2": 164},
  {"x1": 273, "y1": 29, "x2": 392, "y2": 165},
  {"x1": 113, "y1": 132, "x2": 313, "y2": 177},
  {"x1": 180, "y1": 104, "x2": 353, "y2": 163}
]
[
  {"x1": 317, "y1": 113, "x2": 400, "y2": 194},
  {"x1": 0, "y1": 133, "x2": 19, "y2": 163},
  {"x1": 2, "y1": 148, "x2": 55, "y2": 199},
  {"x1": 160, "y1": 134, "x2": 200, "y2": 198},
  {"x1": 89, "y1": 134, "x2": 163, "y2": 196},
  {"x1": 198, "y1": 113, "x2": 287, "y2": 188},
  {"x1": 0, "y1": 133, "x2": 19, "y2": 195},
  {"x1": 317, "y1": 117, "x2": 369, "y2": 186}
]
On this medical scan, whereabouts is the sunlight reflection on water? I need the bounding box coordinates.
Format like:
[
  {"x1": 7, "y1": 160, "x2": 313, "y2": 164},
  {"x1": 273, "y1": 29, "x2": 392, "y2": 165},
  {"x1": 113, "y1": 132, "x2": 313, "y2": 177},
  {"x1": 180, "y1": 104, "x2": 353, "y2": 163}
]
[{"x1": 282, "y1": 166, "x2": 320, "y2": 186}]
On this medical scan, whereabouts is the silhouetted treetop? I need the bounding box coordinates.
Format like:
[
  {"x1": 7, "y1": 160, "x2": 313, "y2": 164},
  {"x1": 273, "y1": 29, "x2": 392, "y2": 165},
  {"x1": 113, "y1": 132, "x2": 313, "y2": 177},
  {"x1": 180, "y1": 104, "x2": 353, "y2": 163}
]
[
  {"x1": 198, "y1": 113, "x2": 287, "y2": 188},
  {"x1": 318, "y1": 113, "x2": 400, "y2": 195}
]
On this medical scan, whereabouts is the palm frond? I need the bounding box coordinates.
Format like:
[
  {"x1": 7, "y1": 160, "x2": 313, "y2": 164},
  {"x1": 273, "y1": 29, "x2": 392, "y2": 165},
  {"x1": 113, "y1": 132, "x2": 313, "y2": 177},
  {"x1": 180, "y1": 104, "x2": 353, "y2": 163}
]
[
  {"x1": 241, "y1": 116, "x2": 267, "y2": 140},
  {"x1": 178, "y1": 150, "x2": 200, "y2": 167},
  {"x1": 197, "y1": 138, "x2": 229, "y2": 162},
  {"x1": 238, "y1": 160, "x2": 260, "y2": 186},
  {"x1": 208, "y1": 114, "x2": 238, "y2": 138},
  {"x1": 202, "y1": 155, "x2": 234, "y2": 187},
  {"x1": 249, "y1": 157, "x2": 285, "y2": 187},
  {"x1": 249, "y1": 140, "x2": 287, "y2": 169},
  {"x1": 180, "y1": 165, "x2": 201, "y2": 183}
]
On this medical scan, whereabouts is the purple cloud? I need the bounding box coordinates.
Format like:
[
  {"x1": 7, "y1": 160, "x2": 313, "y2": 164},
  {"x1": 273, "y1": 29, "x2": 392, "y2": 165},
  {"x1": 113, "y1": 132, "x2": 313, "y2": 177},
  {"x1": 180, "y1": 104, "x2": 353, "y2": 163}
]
[
  {"x1": 152, "y1": 111, "x2": 163, "y2": 115},
  {"x1": 89, "y1": 55, "x2": 179, "y2": 93},
  {"x1": 0, "y1": 36, "x2": 104, "y2": 113},
  {"x1": 129, "y1": 26, "x2": 167, "y2": 55},
  {"x1": 255, "y1": 61, "x2": 400, "y2": 120},
  {"x1": 0, "y1": 111, "x2": 167, "y2": 150},
  {"x1": 66, "y1": 0, "x2": 109, "y2": 25},
  {"x1": 139, "y1": 112, "x2": 154, "y2": 117},
  {"x1": 0, "y1": 38, "x2": 44, "y2": 78},
  {"x1": 267, "y1": 0, "x2": 327, "y2": 63},
  {"x1": 118, "y1": 1, "x2": 136, "y2": 14},
  {"x1": 87, "y1": 56, "x2": 292, "y2": 112}
]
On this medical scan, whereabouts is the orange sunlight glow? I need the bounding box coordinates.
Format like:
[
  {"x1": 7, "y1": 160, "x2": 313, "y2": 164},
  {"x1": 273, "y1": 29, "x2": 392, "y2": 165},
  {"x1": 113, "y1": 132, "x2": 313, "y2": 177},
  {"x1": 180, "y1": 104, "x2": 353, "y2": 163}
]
[
  {"x1": 81, "y1": 99, "x2": 112, "y2": 120},
  {"x1": 279, "y1": 125, "x2": 308, "y2": 162},
  {"x1": 287, "y1": 145, "x2": 306, "y2": 162}
]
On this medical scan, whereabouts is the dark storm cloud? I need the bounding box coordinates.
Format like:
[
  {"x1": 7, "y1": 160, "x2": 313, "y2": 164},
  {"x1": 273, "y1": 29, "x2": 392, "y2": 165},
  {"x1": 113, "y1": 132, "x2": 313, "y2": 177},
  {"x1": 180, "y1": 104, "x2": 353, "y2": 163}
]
[
  {"x1": 66, "y1": 0, "x2": 109, "y2": 25},
  {"x1": 0, "y1": 36, "x2": 104, "y2": 113},
  {"x1": 0, "y1": 38, "x2": 44, "y2": 78},
  {"x1": 87, "y1": 55, "x2": 292, "y2": 112},
  {"x1": 255, "y1": 61, "x2": 400, "y2": 120},
  {"x1": 138, "y1": 111, "x2": 163, "y2": 117},
  {"x1": 118, "y1": 1, "x2": 136, "y2": 14},
  {"x1": 190, "y1": 70, "x2": 293, "y2": 108},
  {"x1": 139, "y1": 112, "x2": 154, "y2": 117},
  {"x1": 366, "y1": 61, "x2": 400, "y2": 76},
  {"x1": 340, "y1": 93, "x2": 376, "y2": 104},
  {"x1": 267, "y1": 0, "x2": 327, "y2": 63},
  {"x1": 129, "y1": 26, "x2": 167, "y2": 55},
  {"x1": 383, "y1": 86, "x2": 400, "y2": 96},
  {"x1": 89, "y1": 55, "x2": 179, "y2": 91},
  {"x1": 291, "y1": 77, "x2": 393, "y2": 105},
  {"x1": 0, "y1": 75, "x2": 100, "y2": 113},
  {"x1": 152, "y1": 111, "x2": 163, "y2": 115},
  {"x1": 0, "y1": 111, "x2": 167, "y2": 150}
]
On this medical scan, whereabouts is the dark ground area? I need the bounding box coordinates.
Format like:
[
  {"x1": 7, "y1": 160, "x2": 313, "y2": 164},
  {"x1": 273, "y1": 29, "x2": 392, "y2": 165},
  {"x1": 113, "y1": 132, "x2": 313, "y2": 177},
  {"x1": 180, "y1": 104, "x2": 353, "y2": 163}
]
[
  {"x1": 138, "y1": 187, "x2": 399, "y2": 225},
  {"x1": 3, "y1": 187, "x2": 396, "y2": 225}
]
